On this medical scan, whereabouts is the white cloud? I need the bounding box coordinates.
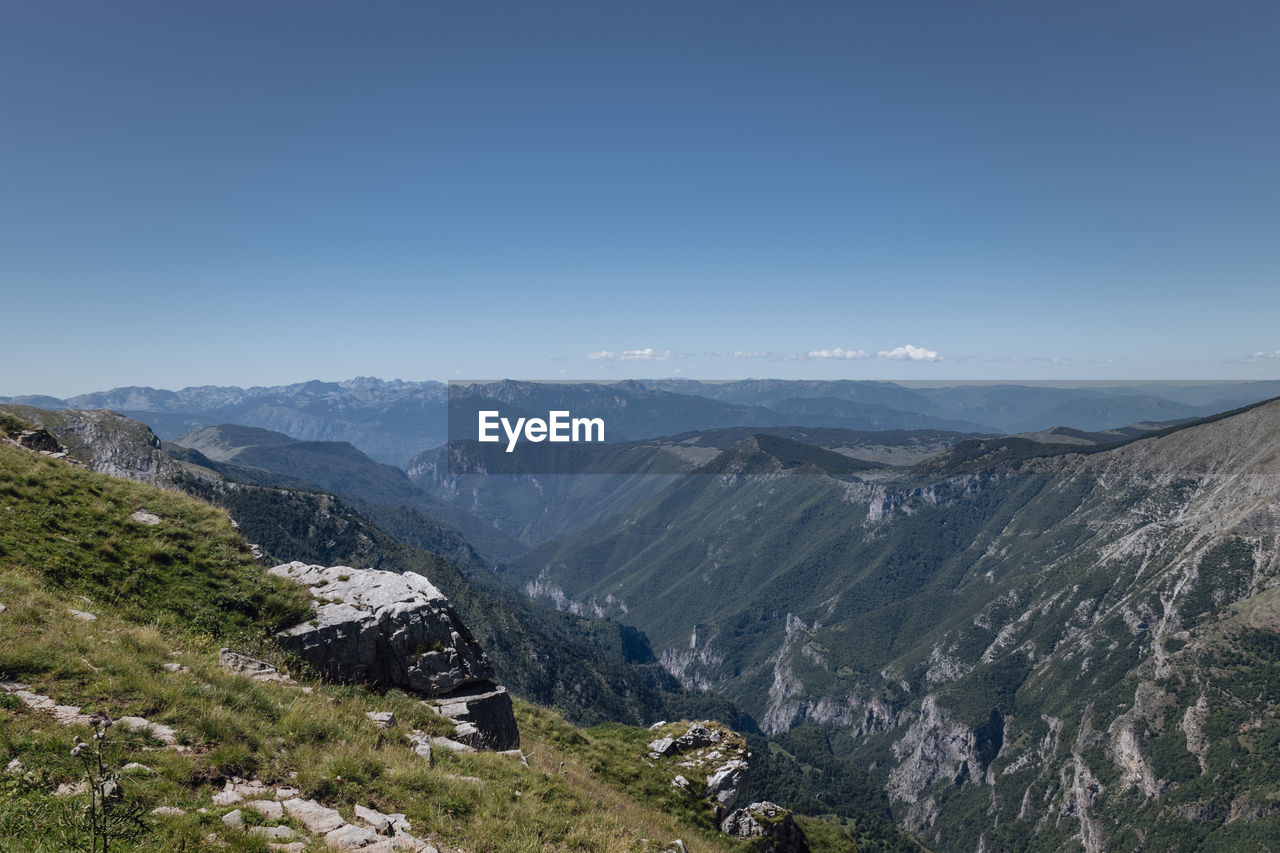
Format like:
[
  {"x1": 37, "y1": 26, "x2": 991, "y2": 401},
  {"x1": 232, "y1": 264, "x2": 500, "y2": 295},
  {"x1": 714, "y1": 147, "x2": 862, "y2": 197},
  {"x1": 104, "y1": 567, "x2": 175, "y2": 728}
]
[
  {"x1": 706, "y1": 350, "x2": 774, "y2": 359},
  {"x1": 877, "y1": 344, "x2": 940, "y2": 362},
  {"x1": 805, "y1": 347, "x2": 870, "y2": 360},
  {"x1": 586, "y1": 348, "x2": 677, "y2": 361},
  {"x1": 1247, "y1": 350, "x2": 1280, "y2": 361}
]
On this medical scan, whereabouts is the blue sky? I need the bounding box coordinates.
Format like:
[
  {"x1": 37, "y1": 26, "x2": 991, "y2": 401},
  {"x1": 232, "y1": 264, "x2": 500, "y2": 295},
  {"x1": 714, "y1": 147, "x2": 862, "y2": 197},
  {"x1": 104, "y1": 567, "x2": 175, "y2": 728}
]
[{"x1": 2, "y1": 1, "x2": 1278, "y2": 396}]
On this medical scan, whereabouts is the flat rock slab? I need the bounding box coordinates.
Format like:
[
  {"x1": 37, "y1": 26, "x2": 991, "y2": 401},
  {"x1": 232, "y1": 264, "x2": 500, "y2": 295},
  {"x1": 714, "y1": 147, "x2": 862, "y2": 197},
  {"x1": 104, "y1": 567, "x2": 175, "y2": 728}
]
[
  {"x1": 354, "y1": 803, "x2": 412, "y2": 835},
  {"x1": 246, "y1": 799, "x2": 284, "y2": 820},
  {"x1": 211, "y1": 789, "x2": 243, "y2": 807},
  {"x1": 325, "y1": 823, "x2": 383, "y2": 849},
  {"x1": 232, "y1": 779, "x2": 273, "y2": 798},
  {"x1": 117, "y1": 715, "x2": 177, "y2": 745},
  {"x1": 52, "y1": 704, "x2": 93, "y2": 727},
  {"x1": 427, "y1": 736, "x2": 476, "y2": 754},
  {"x1": 1, "y1": 684, "x2": 93, "y2": 727},
  {"x1": 365, "y1": 839, "x2": 438, "y2": 852},
  {"x1": 219, "y1": 648, "x2": 293, "y2": 683},
  {"x1": 444, "y1": 774, "x2": 483, "y2": 785},
  {"x1": 282, "y1": 798, "x2": 346, "y2": 834},
  {"x1": 366, "y1": 711, "x2": 397, "y2": 729}
]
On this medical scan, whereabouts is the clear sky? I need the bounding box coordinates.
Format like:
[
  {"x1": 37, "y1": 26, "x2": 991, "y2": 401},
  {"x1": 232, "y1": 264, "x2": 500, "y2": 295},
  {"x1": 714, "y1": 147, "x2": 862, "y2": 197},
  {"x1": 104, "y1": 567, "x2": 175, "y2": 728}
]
[{"x1": 2, "y1": 1, "x2": 1278, "y2": 397}]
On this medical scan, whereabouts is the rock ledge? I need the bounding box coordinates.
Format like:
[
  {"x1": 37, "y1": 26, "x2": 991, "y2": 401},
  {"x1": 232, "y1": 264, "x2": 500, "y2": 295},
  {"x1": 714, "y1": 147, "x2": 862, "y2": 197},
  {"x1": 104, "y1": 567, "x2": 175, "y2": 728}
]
[{"x1": 269, "y1": 562, "x2": 518, "y2": 749}]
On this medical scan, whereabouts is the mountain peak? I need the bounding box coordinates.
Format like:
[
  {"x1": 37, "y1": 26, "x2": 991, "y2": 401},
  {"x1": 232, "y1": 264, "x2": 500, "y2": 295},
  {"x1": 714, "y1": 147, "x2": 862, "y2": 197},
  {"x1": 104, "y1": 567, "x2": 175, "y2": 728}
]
[{"x1": 701, "y1": 433, "x2": 875, "y2": 476}]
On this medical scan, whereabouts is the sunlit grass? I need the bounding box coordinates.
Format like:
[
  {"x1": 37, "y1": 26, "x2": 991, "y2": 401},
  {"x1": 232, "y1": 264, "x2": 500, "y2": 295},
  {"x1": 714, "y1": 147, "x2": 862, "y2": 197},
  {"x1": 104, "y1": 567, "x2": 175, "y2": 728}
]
[{"x1": 0, "y1": 440, "x2": 774, "y2": 851}]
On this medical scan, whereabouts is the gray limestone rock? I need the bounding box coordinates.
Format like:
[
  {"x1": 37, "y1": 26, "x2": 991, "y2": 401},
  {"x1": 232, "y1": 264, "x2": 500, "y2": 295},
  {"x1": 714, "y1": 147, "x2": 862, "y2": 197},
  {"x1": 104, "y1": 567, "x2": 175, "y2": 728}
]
[
  {"x1": 281, "y1": 798, "x2": 345, "y2": 834},
  {"x1": 269, "y1": 563, "x2": 492, "y2": 694},
  {"x1": 117, "y1": 715, "x2": 177, "y2": 745},
  {"x1": 219, "y1": 648, "x2": 293, "y2": 684},
  {"x1": 429, "y1": 684, "x2": 519, "y2": 750},
  {"x1": 676, "y1": 723, "x2": 716, "y2": 750},
  {"x1": 246, "y1": 800, "x2": 284, "y2": 820},
  {"x1": 325, "y1": 823, "x2": 383, "y2": 849},
  {"x1": 129, "y1": 509, "x2": 162, "y2": 526},
  {"x1": 705, "y1": 758, "x2": 749, "y2": 812},
  {"x1": 719, "y1": 801, "x2": 809, "y2": 852},
  {"x1": 265, "y1": 842, "x2": 307, "y2": 853},
  {"x1": 270, "y1": 562, "x2": 518, "y2": 749},
  {"x1": 648, "y1": 736, "x2": 677, "y2": 756},
  {"x1": 16, "y1": 429, "x2": 60, "y2": 453},
  {"x1": 366, "y1": 711, "x2": 397, "y2": 729}
]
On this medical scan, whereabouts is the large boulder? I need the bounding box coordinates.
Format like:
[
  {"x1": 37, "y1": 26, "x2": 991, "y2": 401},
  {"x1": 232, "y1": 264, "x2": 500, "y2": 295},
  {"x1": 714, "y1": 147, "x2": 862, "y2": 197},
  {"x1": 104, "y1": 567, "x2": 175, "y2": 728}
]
[
  {"x1": 270, "y1": 562, "x2": 491, "y2": 693},
  {"x1": 269, "y1": 562, "x2": 518, "y2": 749},
  {"x1": 430, "y1": 684, "x2": 520, "y2": 752}
]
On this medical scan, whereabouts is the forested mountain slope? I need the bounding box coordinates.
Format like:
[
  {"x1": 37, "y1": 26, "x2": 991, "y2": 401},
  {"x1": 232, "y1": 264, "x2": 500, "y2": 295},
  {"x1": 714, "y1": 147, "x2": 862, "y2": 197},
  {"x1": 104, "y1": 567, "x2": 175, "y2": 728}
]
[{"x1": 509, "y1": 399, "x2": 1280, "y2": 850}]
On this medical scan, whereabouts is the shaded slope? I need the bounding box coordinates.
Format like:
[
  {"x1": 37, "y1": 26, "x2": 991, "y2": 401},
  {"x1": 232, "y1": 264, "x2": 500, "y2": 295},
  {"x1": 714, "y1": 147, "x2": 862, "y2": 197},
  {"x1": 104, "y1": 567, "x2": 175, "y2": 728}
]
[{"x1": 173, "y1": 423, "x2": 524, "y2": 563}]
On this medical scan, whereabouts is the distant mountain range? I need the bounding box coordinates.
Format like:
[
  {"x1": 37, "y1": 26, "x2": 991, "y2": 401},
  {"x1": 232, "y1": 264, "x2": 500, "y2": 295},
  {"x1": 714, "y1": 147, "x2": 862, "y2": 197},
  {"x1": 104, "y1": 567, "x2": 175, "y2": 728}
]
[
  {"x1": 0, "y1": 378, "x2": 449, "y2": 466},
  {"x1": 9, "y1": 378, "x2": 1280, "y2": 467}
]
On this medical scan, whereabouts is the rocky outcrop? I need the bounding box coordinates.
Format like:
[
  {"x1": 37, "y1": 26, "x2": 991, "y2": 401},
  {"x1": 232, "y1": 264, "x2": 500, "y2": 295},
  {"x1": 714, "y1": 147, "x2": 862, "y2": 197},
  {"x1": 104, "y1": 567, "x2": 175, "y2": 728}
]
[
  {"x1": 269, "y1": 562, "x2": 518, "y2": 749},
  {"x1": 269, "y1": 562, "x2": 492, "y2": 692},
  {"x1": 15, "y1": 428, "x2": 60, "y2": 453},
  {"x1": 888, "y1": 696, "x2": 1005, "y2": 808},
  {"x1": 720, "y1": 801, "x2": 809, "y2": 853},
  {"x1": 647, "y1": 721, "x2": 750, "y2": 818},
  {"x1": 0, "y1": 405, "x2": 187, "y2": 485}
]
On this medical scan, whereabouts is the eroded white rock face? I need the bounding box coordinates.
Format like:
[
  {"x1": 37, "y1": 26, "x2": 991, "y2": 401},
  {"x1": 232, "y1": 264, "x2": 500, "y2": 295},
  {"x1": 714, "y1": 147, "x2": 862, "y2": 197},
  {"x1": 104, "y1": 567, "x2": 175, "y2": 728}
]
[{"x1": 270, "y1": 562, "x2": 493, "y2": 695}]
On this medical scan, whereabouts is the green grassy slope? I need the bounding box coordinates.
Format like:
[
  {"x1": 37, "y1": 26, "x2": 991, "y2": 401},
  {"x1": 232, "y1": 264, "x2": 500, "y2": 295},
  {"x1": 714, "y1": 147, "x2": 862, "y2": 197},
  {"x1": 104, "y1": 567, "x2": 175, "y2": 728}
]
[{"x1": 0, "y1": 434, "x2": 859, "y2": 852}]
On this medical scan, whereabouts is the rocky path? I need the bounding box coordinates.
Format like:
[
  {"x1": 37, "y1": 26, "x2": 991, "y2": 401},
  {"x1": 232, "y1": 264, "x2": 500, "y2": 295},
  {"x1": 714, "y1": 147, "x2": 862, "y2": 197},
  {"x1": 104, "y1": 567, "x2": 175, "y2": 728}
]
[
  {"x1": 176, "y1": 777, "x2": 443, "y2": 852},
  {"x1": 0, "y1": 678, "x2": 463, "y2": 852}
]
